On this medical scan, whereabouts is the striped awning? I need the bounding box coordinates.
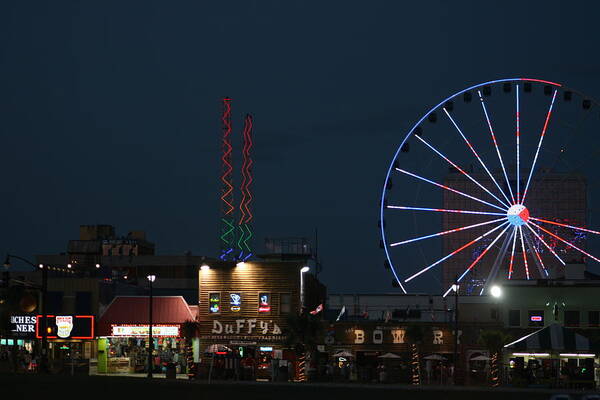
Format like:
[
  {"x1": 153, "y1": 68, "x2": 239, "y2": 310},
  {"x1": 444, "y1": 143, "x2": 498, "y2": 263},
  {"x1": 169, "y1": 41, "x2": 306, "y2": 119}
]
[{"x1": 504, "y1": 323, "x2": 590, "y2": 352}]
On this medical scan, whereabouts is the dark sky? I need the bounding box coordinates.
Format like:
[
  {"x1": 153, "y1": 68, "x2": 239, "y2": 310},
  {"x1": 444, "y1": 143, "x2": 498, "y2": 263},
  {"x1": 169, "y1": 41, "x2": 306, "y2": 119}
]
[{"x1": 2, "y1": 1, "x2": 600, "y2": 293}]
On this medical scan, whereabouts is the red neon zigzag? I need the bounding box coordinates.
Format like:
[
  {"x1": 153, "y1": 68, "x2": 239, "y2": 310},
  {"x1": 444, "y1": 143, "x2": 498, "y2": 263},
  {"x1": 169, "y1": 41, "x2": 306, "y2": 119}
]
[
  {"x1": 243, "y1": 116, "x2": 253, "y2": 224},
  {"x1": 239, "y1": 116, "x2": 250, "y2": 224},
  {"x1": 221, "y1": 99, "x2": 234, "y2": 215}
]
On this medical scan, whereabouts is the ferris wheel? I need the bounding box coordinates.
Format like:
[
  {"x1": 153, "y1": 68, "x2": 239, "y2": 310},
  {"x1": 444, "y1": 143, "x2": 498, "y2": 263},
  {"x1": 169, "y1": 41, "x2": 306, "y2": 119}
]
[{"x1": 380, "y1": 78, "x2": 600, "y2": 297}]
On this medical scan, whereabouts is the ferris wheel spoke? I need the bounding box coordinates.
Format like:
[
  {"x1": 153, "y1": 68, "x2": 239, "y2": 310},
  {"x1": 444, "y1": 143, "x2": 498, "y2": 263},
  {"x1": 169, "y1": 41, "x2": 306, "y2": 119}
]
[
  {"x1": 521, "y1": 90, "x2": 558, "y2": 204},
  {"x1": 414, "y1": 135, "x2": 510, "y2": 209},
  {"x1": 522, "y1": 229, "x2": 549, "y2": 278},
  {"x1": 442, "y1": 223, "x2": 511, "y2": 297},
  {"x1": 395, "y1": 168, "x2": 507, "y2": 212},
  {"x1": 478, "y1": 91, "x2": 516, "y2": 204},
  {"x1": 406, "y1": 221, "x2": 509, "y2": 283},
  {"x1": 518, "y1": 226, "x2": 530, "y2": 280},
  {"x1": 529, "y1": 235, "x2": 550, "y2": 278},
  {"x1": 386, "y1": 205, "x2": 506, "y2": 217},
  {"x1": 508, "y1": 226, "x2": 518, "y2": 279},
  {"x1": 442, "y1": 108, "x2": 512, "y2": 206},
  {"x1": 528, "y1": 221, "x2": 600, "y2": 263},
  {"x1": 529, "y1": 217, "x2": 600, "y2": 236},
  {"x1": 524, "y1": 222, "x2": 566, "y2": 266},
  {"x1": 516, "y1": 85, "x2": 521, "y2": 203},
  {"x1": 391, "y1": 217, "x2": 506, "y2": 247}
]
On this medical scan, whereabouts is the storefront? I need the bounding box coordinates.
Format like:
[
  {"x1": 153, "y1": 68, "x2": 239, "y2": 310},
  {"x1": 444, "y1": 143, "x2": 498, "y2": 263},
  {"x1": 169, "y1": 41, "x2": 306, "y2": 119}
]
[
  {"x1": 324, "y1": 321, "x2": 465, "y2": 384},
  {"x1": 96, "y1": 296, "x2": 196, "y2": 375},
  {"x1": 196, "y1": 260, "x2": 327, "y2": 382},
  {"x1": 2, "y1": 314, "x2": 37, "y2": 351},
  {"x1": 35, "y1": 314, "x2": 96, "y2": 373},
  {"x1": 503, "y1": 323, "x2": 597, "y2": 388}
]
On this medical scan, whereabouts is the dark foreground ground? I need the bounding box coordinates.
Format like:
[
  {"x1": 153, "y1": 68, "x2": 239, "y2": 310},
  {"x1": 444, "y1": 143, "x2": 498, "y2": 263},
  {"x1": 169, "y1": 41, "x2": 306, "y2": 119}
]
[{"x1": 1, "y1": 374, "x2": 597, "y2": 400}]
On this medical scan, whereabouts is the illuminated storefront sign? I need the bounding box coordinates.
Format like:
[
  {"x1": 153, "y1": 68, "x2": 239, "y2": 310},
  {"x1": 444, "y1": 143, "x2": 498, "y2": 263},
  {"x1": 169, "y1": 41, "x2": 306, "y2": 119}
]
[
  {"x1": 210, "y1": 319, "x2": 282, "y2": 335},
  {"x1": 230, "y1": 293, "x2": 242, "y2": 312},
  {"x1": 209, "y1": 293, "x2": 221, "y2": 313},
  {"x1": 36, "y1": 315, "x2": 94, "y2": 340},
  {"x1": 530, "y1": 316, "x2": 543, "y2": 322},
  {"x1": 111, "y1": 325, "x2": 180, "y2": 337},
  {"x1": 258, "y1": 293, "x2": 270, "y2": 312},
  {"x1": 10, "y1": 315, "x2": 37, "y2": 336}
]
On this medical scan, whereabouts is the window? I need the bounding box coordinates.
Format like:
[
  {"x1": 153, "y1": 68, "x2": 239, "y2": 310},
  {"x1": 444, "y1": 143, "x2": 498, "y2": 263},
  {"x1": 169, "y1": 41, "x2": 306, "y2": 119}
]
[
  {"x1": 508, "y1": 309, "x2": 521, "y2": 327},
  {"x1": 258, "y1": 292, "x2": 271, "y2": 313},
  {"x1": 208, "y1": 293, "x2": 220, "y2": 314},
  {"x1": 564, "y1": 310, "x2": 580, "y2": 327},
  {"x1": 589, "y1": 311, "x2": 600, "y2": 327},
  {"x1": 490, "y1": 308, "x2": 498, "y2": 320},
  {"x1": 75, "y1": 292, "x2": 92, "y2": 315},
  {"x1": 528, "y1": 310, "x2": 544, "y2": 327},
  {"x1": 280, "y1": 293, "x2": 291, "y2": 314}
]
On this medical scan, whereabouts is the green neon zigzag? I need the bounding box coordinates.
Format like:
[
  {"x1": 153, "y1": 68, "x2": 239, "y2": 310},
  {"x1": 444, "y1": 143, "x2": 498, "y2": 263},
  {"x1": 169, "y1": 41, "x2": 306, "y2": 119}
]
[
  {"x1": 220, "y1": 218, "x2": 235, "y2": 246},
  {"x1": 237, "y1": 225, "x2": 246, "y2": 252},
  {"x1": 242, "y1": 224, "x2": 253, "y2": 253}
]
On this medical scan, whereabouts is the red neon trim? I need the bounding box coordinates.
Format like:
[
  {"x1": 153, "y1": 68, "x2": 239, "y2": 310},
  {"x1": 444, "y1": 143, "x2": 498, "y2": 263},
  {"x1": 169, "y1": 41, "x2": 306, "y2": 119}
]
[
  {"x1": 531, "y1": 217, "x2": 600, "y2": 235},
  {"x1": 221, "y1": 98, "x2": 234, "y2": 216},
  {"x1": 35, "y1": 315, "x2": 95, "y2": 340},
  {"x1": 520, "y1": 78, "x2": 562, "y2": 87},
  {"x1": 531, "y1": 222, "x2": 600, "y2": 263}
]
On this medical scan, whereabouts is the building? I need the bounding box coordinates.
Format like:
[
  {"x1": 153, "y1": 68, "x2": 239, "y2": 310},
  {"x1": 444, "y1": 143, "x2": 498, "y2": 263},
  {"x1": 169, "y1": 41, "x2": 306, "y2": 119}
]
[
  {"x1": 443, "y1": 169, "x2": 587, "y2": 293},
  {"x1": 197, "y1": 259, "x2": 326, "y2": 380}
]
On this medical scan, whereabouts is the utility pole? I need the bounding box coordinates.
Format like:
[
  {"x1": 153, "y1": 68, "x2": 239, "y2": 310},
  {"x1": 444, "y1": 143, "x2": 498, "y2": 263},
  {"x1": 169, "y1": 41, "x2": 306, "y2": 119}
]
[{"x1": 453, "y1": 275, "x2": 459, "y2": 385}]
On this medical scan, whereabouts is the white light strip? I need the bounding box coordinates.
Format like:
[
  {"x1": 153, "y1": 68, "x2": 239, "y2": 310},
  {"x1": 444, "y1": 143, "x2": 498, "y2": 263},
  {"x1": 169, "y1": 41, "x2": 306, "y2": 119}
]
[
  {"x1": 512, "y1": 352, "x2": 550, "y2": 357},
  {"x1": 559, "y1": 353, "x2": 595, "y2": 357},
  {"x1": 521, "y1": 89, "x2": 558, "y2": 205},
  {"x1": 414, "y1": 134, "x2": 509, "y2": 209},
  {"x1": 443, "y1": 107, "x2": 512, "y2": 206},
  {"x1": 478, "y1": 90, "x2": 516, "y2": 204}
]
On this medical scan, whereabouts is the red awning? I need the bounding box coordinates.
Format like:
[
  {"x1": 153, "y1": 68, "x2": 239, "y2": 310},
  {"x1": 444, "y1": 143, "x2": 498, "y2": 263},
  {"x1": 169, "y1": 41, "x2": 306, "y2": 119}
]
[{"x1": 97, "y1": 296, "x2": 195, "y2": 337}]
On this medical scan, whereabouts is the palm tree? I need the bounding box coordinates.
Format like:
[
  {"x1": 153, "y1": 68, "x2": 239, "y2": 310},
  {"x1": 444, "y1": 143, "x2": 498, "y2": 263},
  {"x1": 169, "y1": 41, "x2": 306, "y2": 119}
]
[
  {"x1": 285, "y1": 313, "x2": 322, "y2": 381},
  {"x1": 478, "y1": 329, "x2": 511, "y2": 387},
  {"x1": 405, "y1": 325, "x2": 427, "y2": 385},
  {"x1": 180, "y1": 319, "x2": 199, "y2": 379}
]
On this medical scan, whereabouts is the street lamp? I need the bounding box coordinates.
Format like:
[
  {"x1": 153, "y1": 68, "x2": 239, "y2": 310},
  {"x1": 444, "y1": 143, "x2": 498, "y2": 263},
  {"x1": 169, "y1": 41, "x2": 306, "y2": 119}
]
[
  {"x1": 452, "y1": 276, "x2": 459, "y2": 385},
  {"x1": 3, "y1": 254, "x2": 49, "y2": 374},
  {"x1": 146, "y1": 274, "x2": 156, "y2": 379},
  {"x1": 300, "y1": 266, "x2": 310, "y2": 312},
  {"x1": 490, "y1": 285, "x2": 502, "y2": 298}
]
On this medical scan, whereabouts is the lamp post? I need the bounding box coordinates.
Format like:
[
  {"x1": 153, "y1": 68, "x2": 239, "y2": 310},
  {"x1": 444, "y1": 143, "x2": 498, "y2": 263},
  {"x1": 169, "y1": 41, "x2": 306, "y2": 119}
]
[
  {"x1": 147, "y1": 274, "x2": 156, "y2": 379},
  {"x1": 300, "y1": 266, "x2": 309, "y2": 313},
  {"x1": 4, "y1": 254, "x2": 48, "y2": 374},
  {"x1": 452, "y1": 276, "x2": 459, "y2": 385}
]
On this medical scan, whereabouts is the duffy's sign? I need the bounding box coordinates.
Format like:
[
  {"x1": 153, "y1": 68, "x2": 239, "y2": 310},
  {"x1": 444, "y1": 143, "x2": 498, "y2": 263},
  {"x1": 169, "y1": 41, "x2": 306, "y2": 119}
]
[{"x1": 202, "y1": 319, "x2": 285, "y2": 342}]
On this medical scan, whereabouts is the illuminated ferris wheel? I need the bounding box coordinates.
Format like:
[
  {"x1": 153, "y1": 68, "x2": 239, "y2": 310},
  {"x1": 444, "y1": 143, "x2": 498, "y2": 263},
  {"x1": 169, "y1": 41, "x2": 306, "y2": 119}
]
[{"x1": 380, "y1": 78, "x2": 600, "y2": 297}]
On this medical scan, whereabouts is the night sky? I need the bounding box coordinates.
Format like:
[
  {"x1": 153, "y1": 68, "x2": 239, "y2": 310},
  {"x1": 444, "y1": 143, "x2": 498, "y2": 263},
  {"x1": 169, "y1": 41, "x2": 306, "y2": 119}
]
[{"x1": 2, "y1": 1, "x2": 600, "y2": 293}]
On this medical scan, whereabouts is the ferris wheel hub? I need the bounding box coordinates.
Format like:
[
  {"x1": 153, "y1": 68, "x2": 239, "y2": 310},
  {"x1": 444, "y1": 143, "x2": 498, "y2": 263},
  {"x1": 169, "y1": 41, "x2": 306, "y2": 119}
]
[{"x1": 507, "y1": 204, "x2": 529, "y2": 226}]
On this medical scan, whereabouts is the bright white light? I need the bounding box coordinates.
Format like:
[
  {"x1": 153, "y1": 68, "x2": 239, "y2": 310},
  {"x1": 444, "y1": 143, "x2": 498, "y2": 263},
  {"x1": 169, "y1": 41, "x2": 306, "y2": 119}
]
[
  {"x1": 490, "y1": 285, "x2": 502, "y2": 298},
  {"x1": 95, "y1": 263, "x2": 101, "y2": 269},
  {"x1": 147, "y1": 274, "x2": 156, "y2": 282},
  {"x1": 38, "y1": 264, "x2": 44, "y2": 269},
  {"x1": 236, "y1": 262, "x2": 246, "y2": 268},
  {"x1": 451, "y1": 284, "x2": 459, "y2": 292},
  {"x1": 300, "y1": 266, "x2": 310, "y2": 273},
  {"x1": 67, "y1": 264, "x2": 72, "y2": 269},
  {"x1": 559, "y1": 353, "x2": 595, "y2": 357},
  {"x1": 200, "y1": 264, "x2": 210, "y2": 271},
  {"x1": 512, "y1": 353, "x2": 550, "y2": 357}
]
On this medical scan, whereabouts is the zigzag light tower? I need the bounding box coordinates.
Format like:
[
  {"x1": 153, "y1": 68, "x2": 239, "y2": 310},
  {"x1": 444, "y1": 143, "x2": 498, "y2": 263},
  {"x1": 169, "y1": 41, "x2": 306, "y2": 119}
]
[
  {"x1": 220, "y1": 98, "x2": 235, "y2": 260},
  {"x1": 237, "y1": 114, "x2": 254, "y2": 261}
]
